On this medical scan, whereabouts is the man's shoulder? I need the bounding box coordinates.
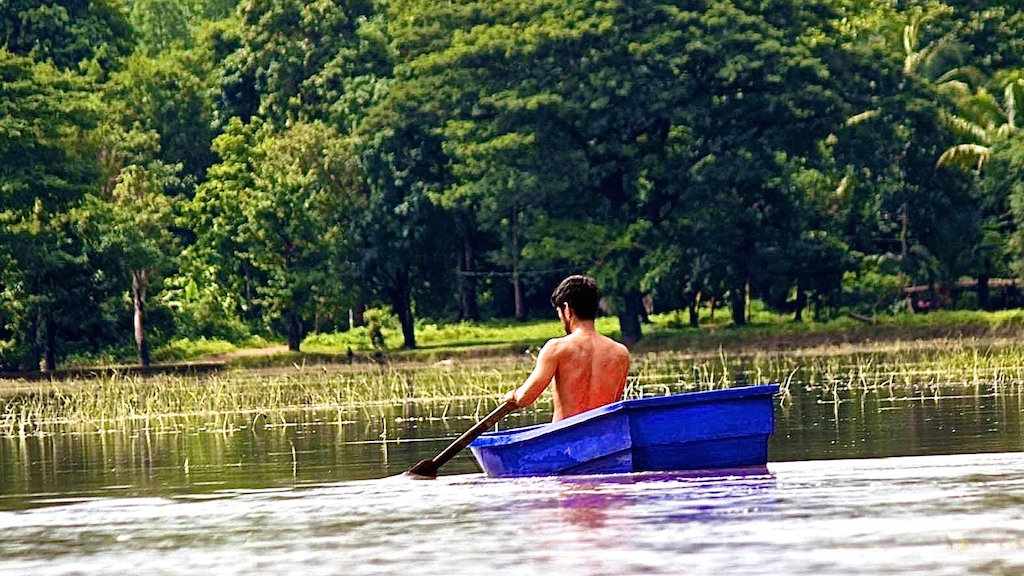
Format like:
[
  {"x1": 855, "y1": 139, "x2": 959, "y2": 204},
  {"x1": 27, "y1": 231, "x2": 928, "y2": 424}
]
[
  {"x1": 540, "y1": 335, "x2": 569, "y2": 352},
  {"x1": 602, "y1": 335, "x2": 630, "y2": 357}
]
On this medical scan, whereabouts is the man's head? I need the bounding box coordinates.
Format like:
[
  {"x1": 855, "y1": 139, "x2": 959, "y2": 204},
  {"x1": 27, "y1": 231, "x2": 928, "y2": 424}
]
[{"x1": 551, "y1": 275, "x2": 600, "y2": 332}]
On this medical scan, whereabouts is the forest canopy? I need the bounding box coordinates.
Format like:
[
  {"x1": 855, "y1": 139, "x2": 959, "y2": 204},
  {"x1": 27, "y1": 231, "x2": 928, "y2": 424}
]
[{"x1": 2, "y1": 0, "x2": 1024, "y2": 369}]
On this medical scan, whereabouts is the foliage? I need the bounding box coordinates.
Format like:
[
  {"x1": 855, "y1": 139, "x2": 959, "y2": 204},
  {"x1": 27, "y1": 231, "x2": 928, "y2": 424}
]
[
  {"x1": 0, "y1": 0, "x2": 134, "y2": 72},
  {"x1": 5, "y1": 0, "x2": 1024, "y2": 370},
  {"x1": 238, "y1": 121, "x2": 365, "y2": 350},
  {"x1": 0, "y1": 49, "x2": 101, "y2": 370}
]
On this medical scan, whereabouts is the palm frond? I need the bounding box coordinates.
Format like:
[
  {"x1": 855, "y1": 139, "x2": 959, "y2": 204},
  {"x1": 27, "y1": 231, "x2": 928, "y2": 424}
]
[
  {"x1": 903, "y1": 50, "x2": 922, "y2": 76},
  {"x1": 1004, "y1": 78, "x2": 1024, "y2": 129},
  {"x1": 845, "y1": 109, "x2": 880, "y2": 127},
  {"x1": 958, "y1": 88, "x2": 1004, "y2": 127},
  {"x1": 935, "y1": 66, "x2": 984, "y2": 90},
  {"x1": 903, "y1": 18, "x2": 919, "y2": 57},
  {"x1": 937, "y1": 143, "x2": 991, "y2": 171},
  {"x1": 917, "y1": 37, "x2": 967, "y2": 81},
  {"x1": 939, "y1": 111, "x2": 991, "y2": 145},
  {"x1": 935, "y1": 80, "x2": 971, "y2": 99}
]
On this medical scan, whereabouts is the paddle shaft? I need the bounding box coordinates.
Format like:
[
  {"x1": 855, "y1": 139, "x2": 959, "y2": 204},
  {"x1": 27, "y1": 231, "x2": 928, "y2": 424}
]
[{"x1": 428, "y1": 398, "x2": 517, "y2": 469}]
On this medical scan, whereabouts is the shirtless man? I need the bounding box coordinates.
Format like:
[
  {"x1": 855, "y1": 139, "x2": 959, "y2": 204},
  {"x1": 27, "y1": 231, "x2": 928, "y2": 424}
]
[{"x1": 504, "y1": 275, "x2": 630, "y2": 421}]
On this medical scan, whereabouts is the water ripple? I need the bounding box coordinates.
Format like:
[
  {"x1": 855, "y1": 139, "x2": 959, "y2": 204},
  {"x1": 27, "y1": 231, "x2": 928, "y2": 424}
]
[{"x1": 2, "y1": 452, "x2": 1024, "y2": 575}]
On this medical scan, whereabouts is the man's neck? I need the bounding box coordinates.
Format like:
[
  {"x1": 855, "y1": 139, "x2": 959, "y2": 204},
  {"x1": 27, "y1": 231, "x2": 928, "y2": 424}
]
[{"x1": 570, "y1": 320, "x2": 597, "y2": 334}]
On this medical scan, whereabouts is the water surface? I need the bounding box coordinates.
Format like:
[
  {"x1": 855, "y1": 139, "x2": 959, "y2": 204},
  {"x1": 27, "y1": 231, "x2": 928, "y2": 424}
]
[
  {"x1": 3, "y1": 453, "x2": 1024, "y2": 575},
  {"x1": 2, "y1": 364, "x2": 1024, "y2": 575}
]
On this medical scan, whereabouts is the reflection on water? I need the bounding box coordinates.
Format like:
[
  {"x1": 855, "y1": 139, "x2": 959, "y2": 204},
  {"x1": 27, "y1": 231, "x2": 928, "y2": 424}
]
[
  {"x1": 2, "y1": 454, "x2": 1024, "y2": 575},
  {"x1": 1, "y1": 369, "x2": 1024, "y2": 574},
  {"x1": 3, "y1": 382, "x2": 1022, "y2": 509}
]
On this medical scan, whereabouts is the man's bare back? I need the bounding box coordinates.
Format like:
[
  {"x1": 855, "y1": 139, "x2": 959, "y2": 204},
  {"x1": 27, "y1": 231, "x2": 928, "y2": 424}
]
[{"x1": 505, "y1": 276, "x2": 630, "y2": 421}]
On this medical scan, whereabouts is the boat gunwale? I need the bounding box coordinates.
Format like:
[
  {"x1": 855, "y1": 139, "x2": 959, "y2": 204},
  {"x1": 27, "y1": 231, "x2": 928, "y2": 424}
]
[{"x1": 471, "y1": 383, "x2": 779, "y2": 448}]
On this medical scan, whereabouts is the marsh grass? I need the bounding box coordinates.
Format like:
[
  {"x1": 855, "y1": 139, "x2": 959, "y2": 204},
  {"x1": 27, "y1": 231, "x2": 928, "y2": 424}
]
[{"x1": 6, "y1": 336, "x2": 1024, "y2": 438}]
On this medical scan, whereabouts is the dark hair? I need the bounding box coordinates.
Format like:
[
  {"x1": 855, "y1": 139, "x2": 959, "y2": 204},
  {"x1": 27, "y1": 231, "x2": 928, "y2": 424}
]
[{"x1": 550, "y1": 275, "x2": 600, "y2": 320}]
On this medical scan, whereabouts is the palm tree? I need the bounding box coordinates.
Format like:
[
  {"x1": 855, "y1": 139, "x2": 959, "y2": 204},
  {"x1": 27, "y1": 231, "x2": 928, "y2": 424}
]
[
  {"x1": 846, "y1": 11, "x2": 978, "y2": 128},
  {"x1": 937, "y1": 77, "x2": 1024, "y2": 171}
]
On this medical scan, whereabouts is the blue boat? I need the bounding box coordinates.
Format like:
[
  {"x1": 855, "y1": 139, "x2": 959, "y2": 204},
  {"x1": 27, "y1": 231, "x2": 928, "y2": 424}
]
[{"x1": 469, "y1": 384, "x2": 779, "y2": 478}]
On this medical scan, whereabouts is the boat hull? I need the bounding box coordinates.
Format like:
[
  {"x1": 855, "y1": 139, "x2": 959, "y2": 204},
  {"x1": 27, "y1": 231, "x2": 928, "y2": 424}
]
[{"x1": 469, "y1": 384, "x2": 779, "y2": 478}]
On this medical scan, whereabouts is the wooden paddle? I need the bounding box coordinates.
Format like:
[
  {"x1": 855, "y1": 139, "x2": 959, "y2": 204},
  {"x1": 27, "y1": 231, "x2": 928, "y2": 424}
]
[{"x1": 406, "y1": 397, "x2": 518, "y2": 479}]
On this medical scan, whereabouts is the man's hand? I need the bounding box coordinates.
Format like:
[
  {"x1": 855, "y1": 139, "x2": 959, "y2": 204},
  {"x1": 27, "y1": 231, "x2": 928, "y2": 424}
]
[
  {"x1": 509, "y1": 340, "x2": 558, "y2": 409},
  {"x1": 502, "y1": 389, "x2": 519, "y2": 408}
]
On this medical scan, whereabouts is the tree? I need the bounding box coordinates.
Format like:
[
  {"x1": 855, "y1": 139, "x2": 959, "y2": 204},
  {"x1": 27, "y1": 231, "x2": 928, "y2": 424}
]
[
  {"x1": 937, "y1": 76, "x2": 1024, "y2": 305},
  {"x1": 0, "y1": 0, "x2": 134, "y2": 72},
  {"x1": 240, "y1": 122, "x2": 364, "y2": 351},
  {"x1": 216, "y1": 0, "x2": 380, "y2": 127},
  {"x1": 938, "y1": 78, "x2": 1024, "y2": 171},
  {"x1": 130, "y1": 0, "x2": 192, "y2": 56},
  {"x1": 992, "y1": 137, "x2": 1024, "y2": 279},
  {"x1": 175, "y1": 117, "x2": 267, "y2": 338},
  {"x1": 0, "y1": 50, "x2": 101, "y2": 371},
  {"x1": 356, "y1": 94, "x2": 457, "y2": 348},
  {"x1": 78, "y1": 152, "x2": 180, "y2": 367},
  {"x1": 104, "y1": 50, "x2": 217, "y2": 191}
]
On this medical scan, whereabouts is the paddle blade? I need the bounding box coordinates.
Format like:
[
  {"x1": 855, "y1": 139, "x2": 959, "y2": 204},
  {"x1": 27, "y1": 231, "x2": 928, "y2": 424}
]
[{"x1": 405, "y1": 459, "x2": 438, "y2": 479}]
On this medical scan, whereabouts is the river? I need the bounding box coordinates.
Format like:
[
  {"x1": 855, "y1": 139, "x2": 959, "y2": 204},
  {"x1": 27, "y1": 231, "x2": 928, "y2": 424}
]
[{"x1": 1, "y1": 372, "x2": 1023, "y2": 575}]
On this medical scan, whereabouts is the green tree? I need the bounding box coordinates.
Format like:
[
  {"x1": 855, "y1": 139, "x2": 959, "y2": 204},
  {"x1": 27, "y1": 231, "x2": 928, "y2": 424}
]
[
  {"x1": 174, "y1": 117, "x2": 267, "y2": 338},
  {"x1": 240, "y1": 122, "x2": 364, "y2": 351},
  {"x1": 104, "y1": 50, "x2": 217, "y2": 190},
  {"x1": 0, "y1": 0, "x2": 134, "y2": 71},
  {"x1": 216, "y1": 0, "x2": 380, "y2": 127},
  {"x1": 130, "y1": 0, "x2": 192, "y2": 56},
  {"x1": 79, "y1": 152, "x2": 180, "y2": 367},
  {"x1": 937, "y1": 77, "x2": 1024, "y2": 171},
  {"x1": 0, "y1": 49, "x2": 99, "y2": 370}
]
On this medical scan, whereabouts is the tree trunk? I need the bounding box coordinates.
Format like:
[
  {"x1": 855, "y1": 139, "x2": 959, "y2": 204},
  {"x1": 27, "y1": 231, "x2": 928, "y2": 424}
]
[
  {"x1": 353, "y1": 300, "x2": 366, "y2": 327},
  {"x1": 392, "y1": 272, "x2": 416, "y2": 349},
  {"x1": 730, "y1": 281, "x2": 747, "y2": 326},
  {"x1": 513, "y1": 271, "x2": 525, "y2": 321},
  {"x1": 794, "y1": 283, "x2": 807, "y2": 322},
  {"x1": 688, "y1": 291, "x2": 701, "y2": 328},
  {"x1": 459, "y1": 231, "x2": 479, "y2": 321},
  {"x1": 899, "y1": 202, "x2": 909, "y2": 261},
  {"x1": 24, "y1": 310, "x2": 41, "y2": 371},
  {"x1": 978, "y1": 274, "x2": 990, "y2": 310},
  {"x1": 709, "y1": 297, "x2": 716, "y2": 321},
  {"x1": 132, "y1": 270, "x2": 151, "y2": 367},
  {"x1": 43, "y1": 312, "x2": 56, "y2": 372},
  {"x1": 243, "y1": 263, "x2": 257, "y2": 323},
  {"x1": 511, "y1": 208, "x2": 525, "y2": 321},
  {"x1": 287, "y1": 304, "x2": 303, "y2": 352},
  {"x1": 618, "y1": 291, "x2": 644, "y2": 347}
]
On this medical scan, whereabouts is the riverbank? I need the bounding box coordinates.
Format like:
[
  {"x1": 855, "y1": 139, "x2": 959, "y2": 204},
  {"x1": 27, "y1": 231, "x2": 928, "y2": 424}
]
[
  {"x1": 230, "y1": 308, "x2": 1024, "y2": 368},
  {"x1": 9, "y1": 308, "x2": 1024, "y2": 376},
  {"x1": 5, "y1": 328, "x2": 1024, "y2": 437}
]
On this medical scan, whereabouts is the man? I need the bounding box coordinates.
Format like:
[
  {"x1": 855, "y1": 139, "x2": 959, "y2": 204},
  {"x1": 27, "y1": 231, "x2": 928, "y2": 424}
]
[{"x1": 504, "y1": 275, "x2": 630, "y2": 421}]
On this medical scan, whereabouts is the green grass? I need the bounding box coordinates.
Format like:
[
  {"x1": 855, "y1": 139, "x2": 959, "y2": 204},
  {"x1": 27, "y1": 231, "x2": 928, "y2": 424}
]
[
  {"x1": 62, "y1": 335, "x2": 272, "y2": 368},
  {"x1": 151, "y1": 337, "x2": 239, "y2": 362},
  {"x1": 302, "y1": 317, "x2": 622, "y2": 354},
  {"x1": 6, "y1": 335, "x2": 1024, "y2": 437},
  {"x1": 53, "y1": 304, "x2": 1024, "y2": 371},
  {"x1": 299, "y1": 305, "x2": 1024, "y2": 360}
]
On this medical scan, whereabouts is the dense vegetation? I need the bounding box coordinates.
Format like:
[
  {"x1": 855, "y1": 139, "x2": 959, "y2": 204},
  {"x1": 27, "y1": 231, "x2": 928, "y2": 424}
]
[{"x1": 3, "y1": 0, "x2": 1024, "y2": 370}]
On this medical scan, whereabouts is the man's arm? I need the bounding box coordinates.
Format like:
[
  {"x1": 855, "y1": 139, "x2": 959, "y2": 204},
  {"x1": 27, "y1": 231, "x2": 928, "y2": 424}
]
[{"x1": 505, "y1": 341, "x2": 559, "y2": 408}]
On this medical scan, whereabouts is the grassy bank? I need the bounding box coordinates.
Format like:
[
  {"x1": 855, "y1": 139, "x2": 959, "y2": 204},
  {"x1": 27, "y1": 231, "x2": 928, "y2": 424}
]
[
  {"x1": 45, "y1": 306, "x2": 1024, "y2": 372},
  {"x1": 241, "y1": 307, "x2": 1024, "y2": 367},
  {"x1": 5, "y1": 335, "x2": 1024, "y2": 437}
]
